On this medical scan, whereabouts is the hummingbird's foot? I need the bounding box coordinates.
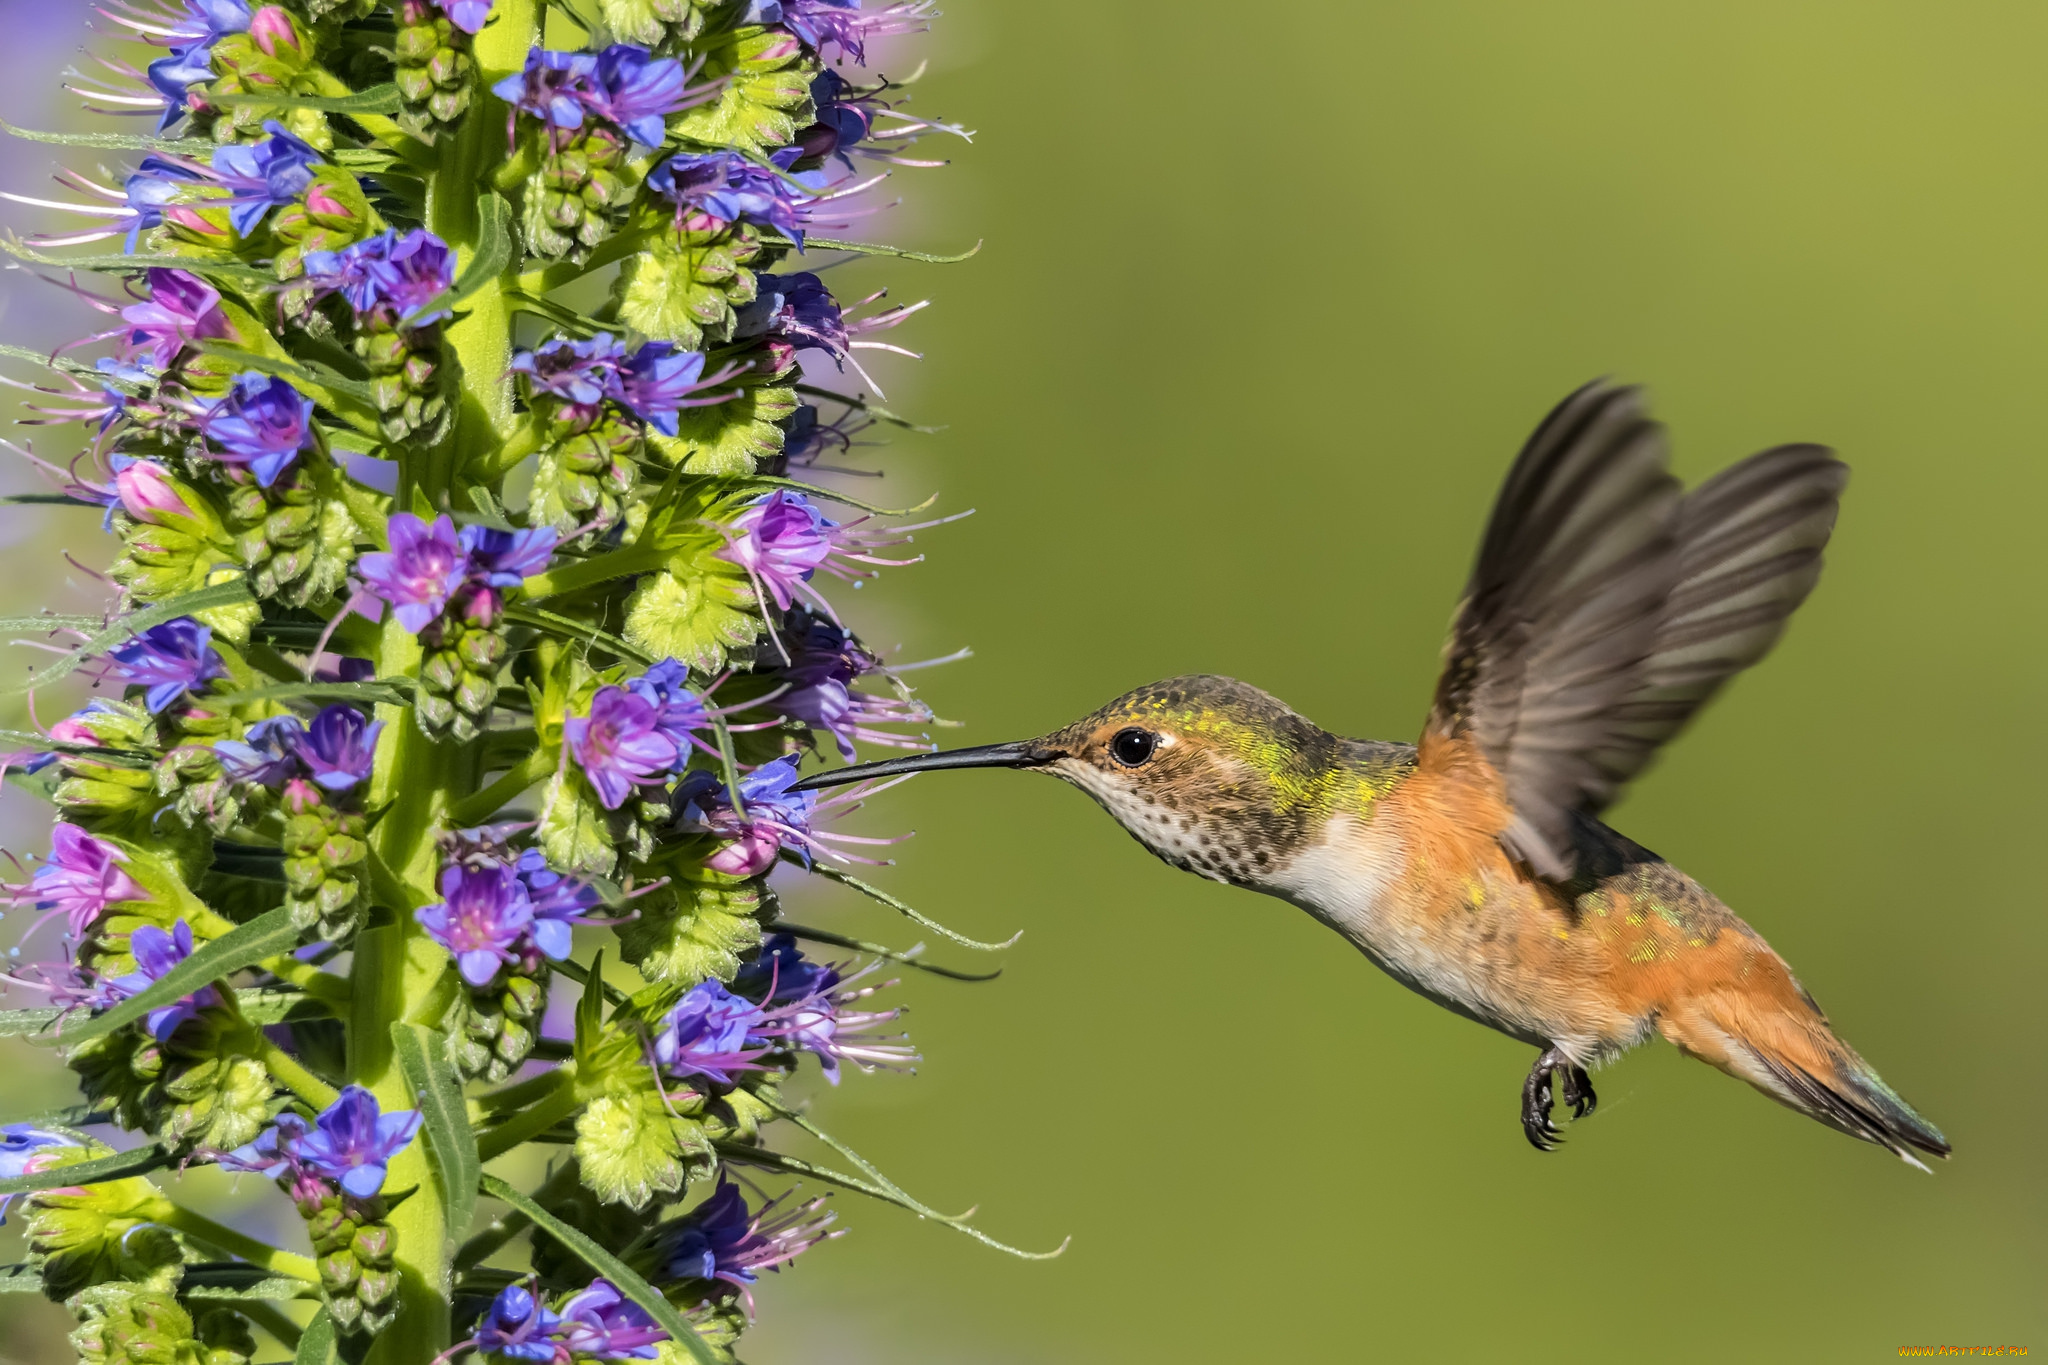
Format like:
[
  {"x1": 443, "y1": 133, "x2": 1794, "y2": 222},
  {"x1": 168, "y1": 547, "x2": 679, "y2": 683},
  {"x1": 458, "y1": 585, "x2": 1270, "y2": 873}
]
[
  {"x1": 1561, "y1": 1064, "x2": 1597, "y2": 1120},
  {"x1": 1521, "y1": 1046, "x2": 1573, "y2": 1151}
]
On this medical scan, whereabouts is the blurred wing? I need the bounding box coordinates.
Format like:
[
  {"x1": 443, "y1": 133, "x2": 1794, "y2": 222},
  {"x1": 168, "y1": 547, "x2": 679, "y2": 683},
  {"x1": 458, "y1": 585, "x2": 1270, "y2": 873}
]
[
  {"x1": 1580, "y1": 443, "x2": 1848, "y2": 811},
  {"x1": 1425, "y1": 381, "x2": 1683, "y2": 880}
]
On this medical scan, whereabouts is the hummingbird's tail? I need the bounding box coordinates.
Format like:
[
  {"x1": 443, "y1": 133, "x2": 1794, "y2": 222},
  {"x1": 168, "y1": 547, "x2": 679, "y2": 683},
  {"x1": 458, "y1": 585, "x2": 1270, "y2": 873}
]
[{"x1": 1659, "y1": 989, "x2": 1951, "y2": 1169}]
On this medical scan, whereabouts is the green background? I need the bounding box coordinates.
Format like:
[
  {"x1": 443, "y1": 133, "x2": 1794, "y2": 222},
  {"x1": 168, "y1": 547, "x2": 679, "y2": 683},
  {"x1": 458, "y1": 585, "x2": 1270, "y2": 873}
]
[{"x1": 4, "y1": 0, "x2": 2045, "y2": 1361}]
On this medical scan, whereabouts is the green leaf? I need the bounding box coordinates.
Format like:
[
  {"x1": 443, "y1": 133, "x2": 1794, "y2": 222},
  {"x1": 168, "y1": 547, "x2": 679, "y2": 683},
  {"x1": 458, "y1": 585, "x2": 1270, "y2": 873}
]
[
  {"x1": 453, "y1": 193, "x2": 514, "y2": 304},
  {"x1": 0, "y1": 119, "x2": 213, "y2": 154},
  {"x1": 478, "y1": 1174, "x2": 721, "y2": 1365},
  {"x1": 293, "y1": 1308, "x2": 337, "y2": 1365},
  {"x1": 59, "y1": 906, "x2": 300, "y2": 1046},
  {"x1": 0, "y1": 1143, "x2": 171, "y2": 1197},
  {"x1": 0, "y1": 240, "x2": 277, "y2": 285},
  {"x1": 181, "y1": 1263, "x2": 320, "y2": 1301},
  {"x1": 391, "y1": 1022, "x2": 479, "y2": 1238},
  {"x1": 3, "y1": 579, "x2": 255, "y2": 696},
  {"x1": 0, "y1": 612, "x2": 104, "y2": 634},
  {"x1": 0, "y1": 1263, "x2": 42, "y2": 1293},
  {"x1": 806, "y1": 865, "x2": 1022, "y2": 952},
  {"x1": 212, "y1": 83, "x2": 403, "y2": 114},
  {"x1": 0, "y1": 987, "x2": 323, "y2": 1039},
  {"x1": 803, "y1": 236, "x2": 984, "y2": 264},
  {"x1": 207, "y1": 677, "x2": 412, "y2": 707}
]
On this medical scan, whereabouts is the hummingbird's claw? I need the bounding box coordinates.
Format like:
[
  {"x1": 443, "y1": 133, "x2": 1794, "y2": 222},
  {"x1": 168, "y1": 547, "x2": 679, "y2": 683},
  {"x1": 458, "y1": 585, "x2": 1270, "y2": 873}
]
[
  {"x1": 1521, "y1": 1046, "x2": 1591, "y2": 1152},
  {"x1": 1562, "y1": 1065, "x2": 1598, "y2": 1120},
  {"x1": 1520, "y1": 1047, "x2": 1567, "y2": 1152}
]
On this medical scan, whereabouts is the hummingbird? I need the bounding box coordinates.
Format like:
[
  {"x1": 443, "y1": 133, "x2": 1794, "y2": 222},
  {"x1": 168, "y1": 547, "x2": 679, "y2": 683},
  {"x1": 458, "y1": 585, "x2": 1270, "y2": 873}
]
[{"x1": 795, "y1": 381, "x2": 1950, "y2": 1167}]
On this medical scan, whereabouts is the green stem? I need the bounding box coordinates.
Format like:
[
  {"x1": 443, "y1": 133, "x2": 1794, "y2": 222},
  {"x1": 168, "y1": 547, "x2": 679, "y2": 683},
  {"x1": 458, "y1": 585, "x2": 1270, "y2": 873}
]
[
  {"x1": 468, "y1": 419, "x2": 545, "y2": 485},
  {"x1": 260, "y1": 954, "x2": 352, "y2": 1005},
  {"x1": 251, "y1": 1032, "x2": 340, "y2": 1109},
  {"x1": 521, "y1": 544, "x2": 666, "y2": 600},
  {"x1": 237, "y1": 1302, "x2": 305, "y2": 1352},
  {"x1": 476, "y1": 1063, "x2": 573, "y2": 1117},
  {"x1": 153, "y1": 1201, "x2": 321, "y2": 1284},
  {"x1": 475, "y1": 1070, "x2": 579, "y2": 1162},
  {"x1": 447, "y1": 745, "x2": 555, "y2": 827}
]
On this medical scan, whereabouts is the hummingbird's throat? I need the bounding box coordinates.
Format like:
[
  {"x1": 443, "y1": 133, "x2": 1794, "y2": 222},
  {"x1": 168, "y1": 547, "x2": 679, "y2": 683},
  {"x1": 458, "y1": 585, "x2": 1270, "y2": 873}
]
[{"x1": 1052, "y1": 760, "x2": 1272, "y2": 887}]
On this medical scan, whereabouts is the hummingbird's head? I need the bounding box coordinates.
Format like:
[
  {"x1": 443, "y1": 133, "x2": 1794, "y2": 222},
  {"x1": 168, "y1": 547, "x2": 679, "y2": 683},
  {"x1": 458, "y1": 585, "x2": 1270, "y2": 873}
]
[{"x1": 793, "y1": 675, "x2": 1352, "y2": 886}]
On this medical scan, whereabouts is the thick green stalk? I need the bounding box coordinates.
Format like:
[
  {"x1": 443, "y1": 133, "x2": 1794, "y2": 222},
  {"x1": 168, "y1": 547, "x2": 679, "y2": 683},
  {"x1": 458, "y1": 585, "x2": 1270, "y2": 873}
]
[
  {"x1": 354, "y1": 11, "x2": 540, "y2": 1359},
  {"x1": 150, "y1": 1200, "x2": 321, "y2": 1284}
]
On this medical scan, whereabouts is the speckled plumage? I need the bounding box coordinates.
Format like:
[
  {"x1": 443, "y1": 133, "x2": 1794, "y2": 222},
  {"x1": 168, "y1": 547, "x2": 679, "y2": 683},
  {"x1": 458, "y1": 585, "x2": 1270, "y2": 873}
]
[{"x1": 799, "y1": 381, "x2": 1949, "y2": 1166}]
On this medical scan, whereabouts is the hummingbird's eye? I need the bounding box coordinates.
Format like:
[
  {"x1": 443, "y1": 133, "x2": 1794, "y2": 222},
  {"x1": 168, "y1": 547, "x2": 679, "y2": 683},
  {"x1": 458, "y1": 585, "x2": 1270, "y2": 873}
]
[{"x1": 1110, "y1": 728, "x2": 1158, "y2": 767}]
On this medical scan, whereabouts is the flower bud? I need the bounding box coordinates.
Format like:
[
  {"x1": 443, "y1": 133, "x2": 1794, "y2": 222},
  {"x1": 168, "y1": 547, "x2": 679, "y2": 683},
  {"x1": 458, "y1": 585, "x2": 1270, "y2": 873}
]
[{"x1": 112, "y1": 460, "x2": 191, "y2": 525}]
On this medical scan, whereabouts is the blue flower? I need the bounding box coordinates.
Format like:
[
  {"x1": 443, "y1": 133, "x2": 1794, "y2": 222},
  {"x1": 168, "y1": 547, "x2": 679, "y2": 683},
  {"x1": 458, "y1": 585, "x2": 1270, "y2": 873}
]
[
  {"x1": 436, "y1": 0, "x2": 494, "y2": 35},
  {"x1": 490, "y1": 48, "x2": 601, "y2": 134},
  {"x1": 610, "y1": 343, "x2": 713, "y2": 437},
  {"x1": 194, "y1": 372, "x2": 315, "y2": 487},
  {"x1": 300, "y1": 228, "x2": 456, "y2": 327},
  {"x1": 658, "y1": 1180, "x2": 835, "y2": 1287},
  {"x1": 458, "y1": 523, "x2": 558, "y2": 589},
  {"x1": 645, "y1": 149, "x2": 811, "y2": 245},
  {"x1": 291, "y1": 705, "x2": 382, "y2": 793},
  {"x1": 105, "y1": 618, "x2": 226, "y2": 713},
  {"x1": 557, "y1": 1279, "x2": 667, "y2": 1360},
  {"x1": 225, "y1": 1085, "x2": 422, "y2": 1200},
  {"x1": 509, "y1": 332, "x2": 627, "y2": 408},
  {"x1": 623, "y1": 659, "x2": 713, "y2": 764},
  {"x1": 0, "y1": 1125, "x2": 81, "y2": 1224},
  {"x1": 109, "y1": 920, "x2": 221, "y2": 1041},
  {"x1": 588, "y1": 44, "x2": 691, "y2": 149},
  {"x1": 733, "y1": 932, "x2": 840, "y2": 1004},
  {"x1": 356, "y1": 513, "x2": 467, "y2": 634},
  {"x1": 417, "y1": 863, "x2": 533, "y2": 987},
  {"x1": 473, "y1": 1284, "x2": 563, "y2": 1362},
  {"x1": 733, "y1": 272, "x2": 848, "y2": 355},
  {"x1": 145, "y1": 0, "x2": 253, "y2": 131},
  {"x1": 120, "y1": 156, "x2": 206, "y2": 251},
  {"x1": 207, "y1": 122, "x2": 322, "y2": 236},
  {"x1": 214, "y1": 715, "x2": 306, "y2": 788},
  {"x1": 653, "y1": 981, "x2": 766, "y2": 1086},
  {"x1": 512, "y1": 848, "x2": 602, "y2": 961}
]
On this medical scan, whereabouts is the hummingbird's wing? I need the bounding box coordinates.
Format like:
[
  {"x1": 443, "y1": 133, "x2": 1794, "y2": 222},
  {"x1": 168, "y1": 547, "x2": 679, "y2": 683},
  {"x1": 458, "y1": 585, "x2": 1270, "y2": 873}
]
[
  {"x1": 1425, "y1": 381, "x2": 1847, "y2": 880},
  {"x1": 1425, "y1": 381, "x2": 1684, "y2": 880},
  {"x1": 1577, "y1": 443, "x2": 1847, "y2": 815}
]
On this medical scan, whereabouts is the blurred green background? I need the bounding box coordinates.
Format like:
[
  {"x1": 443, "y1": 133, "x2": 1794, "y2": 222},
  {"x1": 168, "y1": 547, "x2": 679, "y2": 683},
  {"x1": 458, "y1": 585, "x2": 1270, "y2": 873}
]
[{"x1": 3, "y1": 0, "x2": 2045, "y2": 1360}]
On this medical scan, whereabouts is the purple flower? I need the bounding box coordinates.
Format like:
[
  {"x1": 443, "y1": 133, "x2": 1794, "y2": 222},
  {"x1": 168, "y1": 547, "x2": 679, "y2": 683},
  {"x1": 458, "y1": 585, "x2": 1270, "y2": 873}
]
[
  {"x1": 491, "y1": 48, "x2": 601, "y2": 135},
  {"x1": 225, "y1": 1085, "x2": 421, "y2": 1200},
  {"x1": 120, "y1": 156, "x2": 207, "y2": 251},
  {"x1": 653, "y1": 980, "x2": 767, "y2": 1086},
  {"x1": 290, "y1": 705, "x2": 381, "y2": 792},
  {"x1": 623, "y1": 659, "x2": 713, "y2": 764},
  {"x1": 436, "y1": 0, "x2": 494, "y2": 34},
  {"x1": 774, "y1": 613, "x2": 932, "y2": 758},
  {"x1": 146, "y1": 0, "x2": 253, "y2": 130},
  {"x1": 473, "y1": 1285, "x2": 563, "y2": 1362},
  {"x1": 564, "y1": 686, "x2": 679, "y2": 810},
  {"x1": 645, "y1": 149, "x2": 811, "y2": 245},
  {"x1": 120, "y1": 269, "x2": 231, "y2": 370},
  {"x1": 512, "y1": 848, "x2": 602, "y2": 961},
  {"x1": 778, "y1": 0, "x2": 933, "y2": 63},
  {"x1": 674, "y1": 759, "x2": 814, "y2": 877},
  {"x1": 110, "y1": 458, "x2": 193, "y2": 525},
  {"x1": 301, "y1": 228, "x2": 456, "y2": 328},
  {"x1": 659, "y1": 1180, "x2": 834, "y2": 1289},
  {"x1": 207, "y1": 122, "x2": 322, "y2": 236},
  {"x1": 610, "y1": 344, "x2": 729, "y2": 437},
  {"x1": 194, "y1": 372, "x2": 315, "y2": 487},
  {"x1": 509, "y1": 332, "x2": 626, "y2": 409},
  {"x1": 6, "y1": 824, "x2": 145, "y2": 940},
  {"x1": 734, "y1": 932, "x2": 839, "y2": 1004},
  {"x1": 588, "y1": 44, "x2": 692, "y2": 148},
  {"x1": 557, "y1": 1280, "x2": 667, "y2": 1360},
  {"x1": 733, "y1": 272, "x2": 848, "y2": 355},
  {"x1": 416, "y1": 863, "x2": 533, "y2": 986},
  {"x1": 106, "y1": 618, "x2": 227, "y2": 713},
  {"x1": 214, "y1": 715, "x2": 305, "y2": 789},
  {"x1": 110, "y1": 920, "x2": 221, "y2": 1040},
  {"x1": 0, "y1": 1125, "x2": 82, "y2": 1224},
  {"x1": 357, "y1": 513, "x2": 467, "y2": 633},
  {"x1": 458, "y1": 523, "x2": 558, "y2": 589},
  {"x1": 716, "y1": 490, "x2": 835, "y2": 613}
]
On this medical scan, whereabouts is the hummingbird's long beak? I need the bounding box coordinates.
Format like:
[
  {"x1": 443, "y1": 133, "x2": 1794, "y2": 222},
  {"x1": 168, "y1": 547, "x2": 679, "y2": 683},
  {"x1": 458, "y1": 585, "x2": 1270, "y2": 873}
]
[{"x1": 789, "y1": 740, "x2": 1063, "y2": 792}]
